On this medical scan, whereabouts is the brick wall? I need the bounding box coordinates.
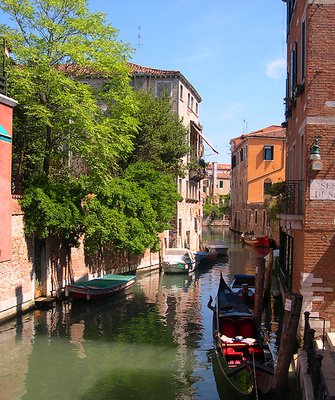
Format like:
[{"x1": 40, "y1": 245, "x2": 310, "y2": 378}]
[
  {"x1": 0, "y1": 198, "x2": 162, "y2": 322},
  {"x1": 0, "y1": 199, "x2": 34, "y2": 322},
  {"x1": 284, "y1": 0, "x2": 335, "y2": 331}
]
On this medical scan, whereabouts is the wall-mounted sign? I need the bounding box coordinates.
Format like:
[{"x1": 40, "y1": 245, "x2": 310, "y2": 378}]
[
  {"x1": 310, "y1": 179, "x2": 335, "y2": 200},
  {"x1": 285, "y1": 298, "x2": 292, "y2": 311}
]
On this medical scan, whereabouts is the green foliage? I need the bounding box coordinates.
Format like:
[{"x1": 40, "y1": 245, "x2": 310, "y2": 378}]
[
  {"x1": 203, "y1": 194, "x2": 230, "y2": 220},
  {"x1": 19, "y1": 162, "x2": 180, "y2": 255},
  {"x1": 126, "y1": 92, "x2": 189, "y2": 176},
  {"x1": 83, "y1": 179, "x2": 158, "y2": 255},
  {"x1": 123, "y1": 161, "x2": 181, "y2": 232},
  {"x1": 19, "y1": 174, "x2": 85, "y2": 246},
  {"x1": 1, "y1": 0, "x2": 138, "y2": 191},
  {"x1": 203, "y1": 203, "x2": 222, "y2": 220},
  {"x1": 264, "y1": 182, "x2": 285, "y2": 221},
  {"x1": 267, "y1": 181, "x2": 285, "y2": 196},
  {"x1": 83, "y1": 162, "x2": 180, "y2": 254}
]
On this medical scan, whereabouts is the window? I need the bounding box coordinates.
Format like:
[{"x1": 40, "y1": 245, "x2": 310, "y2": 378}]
[
  {"x1": 255, "y1": 210, "x2": 258, "y2": 225},
  {"x1": 219, "y1": 180, "x2": 224, "y2": 189},
  {"x1": 263, "y1": 210, "x2": 266, "y2": 228},
  {"x1": 240, "y1": 148, "x2": 244, "y2": 162},
  {"x1": 264, "y1": 145, "x2": 274, "y2": 161},
  {"x1": 155, "y1": 81, "x2": 172, "y2": 97},
  {"x1": 264, "y1": 179, "x2": 272, "y2": 195},
  {"x1": 195, "y1": 102, "x2": 198, "y2": 115},
  {"x1": 287, "y1": 0, "x2": 296, "y2": 30},
  {"x1": 187, "y1": 93, "x2": 191, "y2": 107},
  {"x1": 191, "y1": 96, "x2": 194, "y2": 110},
  {"x1": 301, "y1": 20, "x2": 306, "y2": 82},
  {"x1": 232, "y1": 154, "x2": 236, "y2": 169},
  {"x1": 178, "y1": 219, "x2": 182, "y2": 237},
  {"x1": 290, "y1": 42, "x2": 298, "y2": 97},
  {"x1": 180, "y1": 84, "x2": 184, "y2": 100}
]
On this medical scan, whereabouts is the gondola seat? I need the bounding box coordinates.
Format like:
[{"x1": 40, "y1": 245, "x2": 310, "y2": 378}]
[
  {"x1": 219, "y1": 318, "x2": 236, "y2": 338},
  {"x1": 238, "y1": 318, "x2": 257, "y2": 338},
  {"x1": 223, "y1": 346, "x2": 244, "y2": 364}
]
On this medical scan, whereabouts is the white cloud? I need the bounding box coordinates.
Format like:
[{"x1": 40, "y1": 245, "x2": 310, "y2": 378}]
[{"x1": 265, "y1": 57, "x2": 286, "y2": 80}]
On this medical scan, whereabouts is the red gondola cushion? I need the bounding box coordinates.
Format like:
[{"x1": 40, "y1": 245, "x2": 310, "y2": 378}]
[
  {"x1": 239, "y1": 318, "x2": 256, "y2": 338},
  {"x1": 220, "y1": 318, "x2": 236, "y2": 338}
]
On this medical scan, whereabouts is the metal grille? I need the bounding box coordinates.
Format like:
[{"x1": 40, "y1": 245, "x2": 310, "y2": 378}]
[{"x1": 278, "y1": 180, "x2": 303, "y2": 215}]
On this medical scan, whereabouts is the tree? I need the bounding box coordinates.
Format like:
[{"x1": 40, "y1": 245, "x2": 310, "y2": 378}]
[
  {"x1": 125, "y1": 91, "x2": 189, "y2": 176},
  {"x1": 0, "y1": 0, "x2": 138, "y2": 191},
  {"x1": 83, "y1": 162, "x2": 181, "y2": 254},
  {"x1": 203, "y1": 194, "x2": 231, "y2": 220}
]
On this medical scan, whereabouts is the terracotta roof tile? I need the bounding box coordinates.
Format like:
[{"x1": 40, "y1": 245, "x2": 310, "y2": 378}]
[
  {"x1": 217, "y1": 173, "x2": 231, "y2": 179},
  {"x1": 58, "y1": 62, "x2": 202, "y2": 101},
  {"x1": 230, "y1": 125, "x2": 286, "y2": 146},
  {"x1": 128, "y1": 62, "x2": 180, "y2": 76},
  {"x1": 246, "y1": 125, "x2": 286, "y2": 139}
]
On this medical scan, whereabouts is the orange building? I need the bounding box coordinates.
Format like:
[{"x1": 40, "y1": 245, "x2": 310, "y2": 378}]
[{"x1": 230, "y1": 125, "x2": 286, "y2": 237}]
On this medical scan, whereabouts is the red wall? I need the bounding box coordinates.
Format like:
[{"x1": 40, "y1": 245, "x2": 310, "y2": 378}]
[{"x1": 0, "y1": 101, "x2": 14, "y2": 262}]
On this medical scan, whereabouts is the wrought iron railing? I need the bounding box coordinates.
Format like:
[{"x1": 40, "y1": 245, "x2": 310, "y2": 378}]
[
  {"x1": 303, "y1": 312, "x2": 331, "y2": 400},
  {"x1": 278, "y1": 180, "x2": 303, "y2": 215}
]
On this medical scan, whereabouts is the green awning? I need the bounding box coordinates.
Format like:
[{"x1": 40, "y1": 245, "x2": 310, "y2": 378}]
[{"x1": 0, "y1": 124, "x2": 12, "y2": 143}]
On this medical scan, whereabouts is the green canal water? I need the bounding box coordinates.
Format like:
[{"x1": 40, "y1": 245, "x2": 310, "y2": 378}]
[{"x1": 0, "y1": 228, "x2": 283, "y2": 400}]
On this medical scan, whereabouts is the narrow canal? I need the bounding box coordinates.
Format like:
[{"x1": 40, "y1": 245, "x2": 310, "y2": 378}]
[{"x1": 0, "y1": 227, "x2": 282, "y2": 400}]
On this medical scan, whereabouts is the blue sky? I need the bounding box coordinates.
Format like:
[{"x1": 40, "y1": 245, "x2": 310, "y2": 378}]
[{"x1": 88, "y1": 0, "x2": 288, "y2": 163}]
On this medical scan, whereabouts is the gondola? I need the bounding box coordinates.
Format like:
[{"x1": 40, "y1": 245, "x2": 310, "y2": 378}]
[{"x1": 208, "y1": 274, "x2": 274, "y2": 399}]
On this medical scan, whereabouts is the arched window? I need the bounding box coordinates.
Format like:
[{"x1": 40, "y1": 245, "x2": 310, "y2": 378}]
[{"x1": 264, "y1": 179, "x2": 272, "y2": 196}]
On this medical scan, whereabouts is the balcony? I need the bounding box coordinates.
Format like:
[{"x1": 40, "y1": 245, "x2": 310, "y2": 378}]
[
  {"x1": 277, "y1": 180, "x2": 304, "y2": 230},
  {"x1": 189, "y1": 158, "x2": 206, "y2": 182}
]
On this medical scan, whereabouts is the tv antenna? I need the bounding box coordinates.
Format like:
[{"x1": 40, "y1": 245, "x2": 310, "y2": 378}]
[
  {"x1": 137, "y1": 25, "x2": 142, "y2": 63},
  {"x1": 243, "y1": 119, "x2": 248, "y2": 133}
]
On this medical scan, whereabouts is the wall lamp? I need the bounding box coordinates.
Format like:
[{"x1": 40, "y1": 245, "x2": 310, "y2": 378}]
[{"x1": 310, "y1": 135, "x2": 322, "y2": 170}]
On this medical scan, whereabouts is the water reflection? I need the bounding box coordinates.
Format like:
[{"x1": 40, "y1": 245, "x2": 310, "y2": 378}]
[{"x1": 0, "y1": 227, "x2": 281, "y2": 400}]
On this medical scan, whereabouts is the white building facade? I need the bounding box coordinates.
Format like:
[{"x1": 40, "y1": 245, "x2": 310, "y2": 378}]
[{"x1": 130, "y1": 63, "x2": 210, "y2": 251}]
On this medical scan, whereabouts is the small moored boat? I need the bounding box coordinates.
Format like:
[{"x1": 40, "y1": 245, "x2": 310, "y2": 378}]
[
  {"x1": 65, "y1": 273, "x2": 136, "y2": 301},
  {"x1": 193, "y1": 250, "x2": 217, "y2": 265},
  {"x1": 161, "y1": 248, "x2": 196, "y2": 274},
  {"x1": 204, "y1": 240, "x2": 229, "y2": 256},
  {"x1": 241, "y1": 233, "x2": 271, "y2": 248},
  {"x1": 208, "y1": 274, "x2": 274, "y2": 399}
]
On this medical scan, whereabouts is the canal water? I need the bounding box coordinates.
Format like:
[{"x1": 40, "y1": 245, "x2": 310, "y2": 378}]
[{"x1": 0, "y1": 227, "x2": 282, "y2": 400}]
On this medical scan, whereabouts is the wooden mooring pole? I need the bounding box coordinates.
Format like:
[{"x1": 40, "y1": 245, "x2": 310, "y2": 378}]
[
  {"x1": 272, "y1": 292, "x2": 303, "y2": 398},
  {"x1": 253, "y1": 256, "x2": 265, "y2": 325},
  {"x1": 264, "y1": 248, "x2": 273, "y2": 301}
]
